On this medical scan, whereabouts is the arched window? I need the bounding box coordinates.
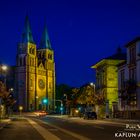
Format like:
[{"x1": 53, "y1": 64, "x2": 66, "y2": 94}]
[
  {"x1": 19, "y1": 57, "x2": 22, "y2": 66},
  {"x1": 23, "y1": 56, "x2": 26, "y2": 66}
]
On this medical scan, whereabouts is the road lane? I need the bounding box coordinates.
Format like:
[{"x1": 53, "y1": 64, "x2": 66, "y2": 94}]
[
  {"x1": 36, "y1": 116, "x2": 140, "y2": 140},
  {"x1": 0, "y1": 118, "x2": 44, "y2": 140},
  {"x1": 27, "y1": 118, "x2": 60, "y2": 140}
]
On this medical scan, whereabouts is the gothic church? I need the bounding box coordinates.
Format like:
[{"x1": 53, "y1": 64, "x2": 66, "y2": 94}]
[{"x1": 15, "y1": 16, "x2": 55, "y2": 111}]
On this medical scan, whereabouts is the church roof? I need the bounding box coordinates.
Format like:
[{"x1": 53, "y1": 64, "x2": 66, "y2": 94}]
[
  {"x1": 39, "y1": 25, "x2": 52, "y2": 50},
  {"x1": 21, "y1": 15, "x2": 34, "y2": 43}
]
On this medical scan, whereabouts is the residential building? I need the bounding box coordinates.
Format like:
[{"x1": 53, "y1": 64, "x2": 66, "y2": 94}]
[
  {"x1": 118, "y1": 37, "x2": 140, "y2": 118},
  {"x1": 92, "y1": 48, "x2": 126, "y2": 117}
]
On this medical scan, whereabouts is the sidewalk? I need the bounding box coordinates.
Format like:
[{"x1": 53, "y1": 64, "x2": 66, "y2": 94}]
[{"x1": 0, "y1": 119, "x2": 11, "y2": 130}]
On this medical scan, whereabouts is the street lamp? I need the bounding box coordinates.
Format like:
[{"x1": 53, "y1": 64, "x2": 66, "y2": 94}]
[
  {"x1": 1, "y1": 64, "x2": 8, "y2": 85},
  {"x1": 19, "y1": 106, "x2": 23, "y2": 116},
  {"x1": 35, "y1": 96, "x2": 38, "y2": 110},
  {"x1": 9, "y1": 88, "x2": 14, "y2": 92},
  {"x1": 1, "y1": 65, "x2": 7, "y2": 71},
  {"x1": 64, "y1": 94, "x2": 68, "y2": 115},
  {"x1": 90, "y1": 82, "x2": 95, "y2": 92}
]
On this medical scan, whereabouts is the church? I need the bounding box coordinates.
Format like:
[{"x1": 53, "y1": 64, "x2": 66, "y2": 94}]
[{"x1": 15, "y1": 16, "x2": 55, "y2": 112}]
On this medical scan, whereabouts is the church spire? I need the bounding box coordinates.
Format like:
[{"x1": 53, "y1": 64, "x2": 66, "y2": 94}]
[
  {"x1": 39, "y1": 25, "x2": 52, "y2": 50},
  {"x1": 21, "y1": 15, "x2": 34, "y2": 43}
]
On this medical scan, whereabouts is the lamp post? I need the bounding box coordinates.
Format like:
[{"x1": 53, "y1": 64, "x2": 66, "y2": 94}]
[
  {"x1": 19, "y1": 106, "x2": 23, "y2": 116},
  {"x1": 35, "y1": 96, "x2": 38, "y2": 110},
  {"x1": 64, "y1": 94, "x2": 68, "y2": 114},
  {"x1": 90, "y1": 82, "x2": 95, "y2": 92},
  {"x1": 1, "y1": 65, "x2": 8, "y2": 86}
]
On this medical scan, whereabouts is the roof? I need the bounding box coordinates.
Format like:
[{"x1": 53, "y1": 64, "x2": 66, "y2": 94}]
[
  {"x1": 21, "y1": 15, "x2": 34, "y2": 43},
  {"x1": 91, "y1": 48, "x2": 126, "y2": 68},
  {"x1": 125, "y1": 37, "x2": 140, "y2": 48},
  {"x1": 105, "y1": 52, "x2": 126, "y2": 60},
  {"x1": 39, "y1": 25, "x2": 52, "y2": 50}
]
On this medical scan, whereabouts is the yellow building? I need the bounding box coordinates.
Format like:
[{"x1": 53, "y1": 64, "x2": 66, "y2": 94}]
[
  {"x1": 91, "y1": 48, "x2": 126, "y2": 117},
  {"x1": 15, "y1": 16, "x2": 55, "y2": 112}
]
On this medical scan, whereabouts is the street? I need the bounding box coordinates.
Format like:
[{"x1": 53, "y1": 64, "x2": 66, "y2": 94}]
[{"x1": 0, "y1": 114, "x2": 140, "y2": 140}]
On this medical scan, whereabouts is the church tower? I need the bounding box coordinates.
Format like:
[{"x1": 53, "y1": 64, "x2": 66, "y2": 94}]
[
  {"x1": 15, "y1": 16, "x2": 55, "y2": 111},
  {"x1": 37, "y1": 25, "x2": 55, "y2": 111},
  {"x1": 16, "y1": 15, "x2": 37, "y2": 111}
]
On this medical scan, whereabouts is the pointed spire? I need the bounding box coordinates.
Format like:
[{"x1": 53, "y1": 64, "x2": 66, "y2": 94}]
[
  {"x1": 39, "y1": 25, "x2": 52, "y2": 50},
  {"x1": 21, "y1": 15, "x2": 34, "y2": 43}
]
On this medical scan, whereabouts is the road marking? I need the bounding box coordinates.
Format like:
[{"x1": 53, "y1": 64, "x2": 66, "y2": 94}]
[
  {"x1": 27, "y1": 118, "x2": 61, "y2": 140},
  {"x1": 37, "y1": 119, "x2": 91, "y2": 140}
]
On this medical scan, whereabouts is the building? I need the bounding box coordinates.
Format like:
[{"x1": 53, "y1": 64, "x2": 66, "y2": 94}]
[
  {"x1": 91, "y1": 48, "x2": 126, "y2": 117},
  {"x1": 118, "y1": 37, "x2": 140, "y2": 118},
  {"x1": 15, "y1": 16, "x2": 55, "y2": 112}
]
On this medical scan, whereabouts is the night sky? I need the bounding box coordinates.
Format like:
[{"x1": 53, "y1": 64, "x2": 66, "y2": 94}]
[{"x1": 0, "y1": 0, "x2": 140, "y2": 87}]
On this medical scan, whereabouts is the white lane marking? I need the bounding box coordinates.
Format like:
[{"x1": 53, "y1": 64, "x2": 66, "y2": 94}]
[
  {"x1": 27, "y1": 118, "x2": 61, "y2": 140},
  {"x1": 37, "y1": 119, "x2": 91, "y2": 140}
]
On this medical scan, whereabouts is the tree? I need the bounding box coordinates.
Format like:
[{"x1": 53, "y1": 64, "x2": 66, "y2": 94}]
[
  {"x1": 0, "y1": 81, "x2": 16, "y2": 118},
  {"x1": 55, "y1": 84, "x2": 74, "y2": 113}
]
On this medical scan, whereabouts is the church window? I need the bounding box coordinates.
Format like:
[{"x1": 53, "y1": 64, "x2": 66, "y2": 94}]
[
  {"x1": 30, "y1": 78, "x2": 33, "y2": 87},
  {"x1": 23, "y1": 56, "x2": 26, "y2": 66},
  {"x1": 48, "y1": 54, "x2": 52, "y2": 60},
  {"x1": 29, "y1": 48, "x2": 32, "y2": 54},
  {"x1": 19, "y1": 57, "x2": 22, "y2": 66},
  {"x1": 32, "y1": 48, "x2": 35, "y2": 54}
]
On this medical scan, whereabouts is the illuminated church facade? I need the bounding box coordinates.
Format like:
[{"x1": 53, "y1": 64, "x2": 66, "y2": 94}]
[{"x1": 15, "y1": 16, "x2": 55, "y2": 111}]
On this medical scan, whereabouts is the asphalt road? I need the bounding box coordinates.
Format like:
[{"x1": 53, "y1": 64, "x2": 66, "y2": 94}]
[
  {"x1": 0, "y1": 118, "x2": 44, "y2": 140},
  {"x1": 0, "y1": 115, "x2": 140, "y2": 140},
  {"x1": 37, "y1": 116, "x2": 140, "y2": 140}
]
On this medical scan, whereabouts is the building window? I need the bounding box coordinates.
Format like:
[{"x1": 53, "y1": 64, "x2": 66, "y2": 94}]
[
  {"x1": 129, "y1": 47, "x2": 136, "y2": 64},
  {"x1": 129, "y1": 68, "x2": 136, "y2": 81},
  {"x1": 24, "y1": 56, "x2": 26, "y2": 65},
  {"x1": 120, "y1": 69, "x2": 125, "y2": 88},
  {"x1": 19, "y1": 57, "x2": 22, "y2": 66}
]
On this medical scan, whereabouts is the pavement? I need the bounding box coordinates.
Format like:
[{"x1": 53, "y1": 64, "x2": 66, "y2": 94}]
[{"x1": 0, "y1": 119, "x2": 11, "y2": 130}]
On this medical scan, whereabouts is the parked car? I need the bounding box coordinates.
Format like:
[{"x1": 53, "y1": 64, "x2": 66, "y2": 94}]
[{"x1": 83, "y1": 111, "x2": 97, "y2": 119}]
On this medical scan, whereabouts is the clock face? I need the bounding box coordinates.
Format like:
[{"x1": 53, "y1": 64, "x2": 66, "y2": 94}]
[{"x1": 38, "y1": 79, "x2": 45, "y2": 89}]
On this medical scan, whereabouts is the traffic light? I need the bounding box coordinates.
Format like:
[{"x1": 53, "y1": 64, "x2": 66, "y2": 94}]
[
  {"x1": 60, "y1": 107, "x2": 63, "y2": 111},
  {"x1": 42, "y1": 98, "x2": 48, "y2": 104}
]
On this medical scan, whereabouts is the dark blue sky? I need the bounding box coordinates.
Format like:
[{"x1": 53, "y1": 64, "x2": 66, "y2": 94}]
[{"x1": 0, "y1": 0, "x2": 140, "y2": 87}]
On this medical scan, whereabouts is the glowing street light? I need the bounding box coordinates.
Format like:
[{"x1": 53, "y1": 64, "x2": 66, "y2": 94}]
[
  {"x1": 19, "y1": 106, "x2": 23, "y2": 116},
  {"x1": 1, "y1": 64, "x2": 8, "y2": 85},
  {"x1": 1, "y1": 65, "x2": 7, "y2": 71}
]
